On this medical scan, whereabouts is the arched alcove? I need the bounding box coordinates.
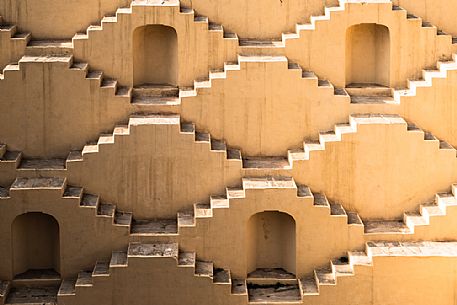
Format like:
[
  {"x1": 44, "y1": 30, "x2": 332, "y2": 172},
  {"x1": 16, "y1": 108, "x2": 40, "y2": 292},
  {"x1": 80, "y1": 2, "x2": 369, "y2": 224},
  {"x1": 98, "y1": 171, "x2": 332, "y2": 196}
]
[
  {"x1": 11, "y1": 212, "x2": 60, "y2": 276},
  {"x1": 345, "y1": 23, "x2": 390, "y2": 87},
  {"x1": 246, "y1": 211, "x2": 296, "y2": 275},
  {"x1": 133, "y1": 24, "x2": 178, "y2": 86}
]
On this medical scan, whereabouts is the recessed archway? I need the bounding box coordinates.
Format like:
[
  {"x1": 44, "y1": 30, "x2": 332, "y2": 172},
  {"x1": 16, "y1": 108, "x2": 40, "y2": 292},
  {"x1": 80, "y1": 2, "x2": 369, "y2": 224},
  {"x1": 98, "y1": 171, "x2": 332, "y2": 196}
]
[
  {"x1": 11, "y1": 212, "x2": 60, "y2": 276},
  {"x1": 345, "y1": 23, "x2": 390, "y2": 87},
  {"x1": 133, "y1": 24, "x2": 178, "y2": 86},
  {"x1": 246, "y1": 211, "x2": 296, "y2": 275}
]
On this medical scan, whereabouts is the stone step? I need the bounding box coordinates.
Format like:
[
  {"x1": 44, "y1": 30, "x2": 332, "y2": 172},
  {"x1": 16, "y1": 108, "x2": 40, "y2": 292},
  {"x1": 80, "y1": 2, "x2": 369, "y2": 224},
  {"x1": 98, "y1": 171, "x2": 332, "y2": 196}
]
[
  {"x1": 194, "y1": 261, "x2": 213, "y2": 278},
  {"x1": 97, "y1": 203, "x2": 116, "y2": 217},
  {"x1": 25, "y1": 40, "x2": 73, "y2": 56},
  {"x1": 247, "y1": 282, "x2": 301, "y2": 303},
  {"x1": 5, "y1": 285, "x2": 59, "y2": 305},
  {"x1": 247, "y1": 268, "x2": 296, "y2": 285},
  {"x1": 348, "y1": 251, "x2": 372, "y2": 266},
  {"x1": 313, "y1": 193, "x2": 330, "y2": 208},
  {"x1": 130, "y1": 219, "x2": 178, "y2": 235},
  {"x1": 213, "y1": 268, "x2": 231, "y2": 284},
  {"x1": 177, "y1": 210, "x2": 195, "y2": 227},
  {"x1": 63, "y1": 186, "x2": 83, "y2": 199},
  {"x1": 366, "y1": 241, "x2": 457, "y2": 257},
  {"x1": 10, "y1": 177, "x2": 65, "y2": 191},
  {"x1": 18, "y1": 158, "x2": 65, "y2": 170},
  {"x1": 345, "y1": 83, "x2": 393, "y2": 96},
  {"x1": 364, "y1": 220, "x2": 411, "y2": 234},
  {"x1": 92, "y1": 262, "x2": 110, "y2": 277},
  {"x1": 80, "y1": 193, "x2": 99, "y2": 208},
  {"x1": 350, "y1": 95, "x2": 396, "y2": 104},
  {"x1": 331, "y1": 257, "x2": 353, "y2": 277},
  {"x1": 114, "y1": 211, "x2": 133, "y2": 227},
  {"x1": 178, "y1": 252, "x2": 195, "y2": 267},
  {"x1": 314, "y1": 268, "x2": 335, "y2": 285},
  {"x1": 132, "y1": 84, "x2": 179, "y2": 98},
  {"x1": 194, "y1": 203, "x2": 212, "y2": 218},
  {"x1": 300, "y1": 277, "x2": 318, "y2": 296},
  {"x1": 75, "y1": 271, "x2": 93, "y2": 287},
  {"x1": 110, "y1": 251, "x2": 128, "y2": 268},
  {"x1": 128, "y1": 243, "x2": 179, "y2": 258},
  {"x1": 231, "y1": 279, "x2": 247, "y2": 295},
  {"x1": 242, "y1": 157, "x2": 290, "y2": 169},
  {"x1": 57, "y1": 279, "x2": 76, "y2": 296},
  {"x1": 12, "y1": 269, "x2": 61, "y2": 287}
]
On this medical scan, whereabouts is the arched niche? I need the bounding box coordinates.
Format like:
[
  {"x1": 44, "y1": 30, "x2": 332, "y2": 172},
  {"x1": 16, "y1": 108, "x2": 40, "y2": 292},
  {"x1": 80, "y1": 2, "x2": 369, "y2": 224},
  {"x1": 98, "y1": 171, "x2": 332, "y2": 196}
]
[
  {"x1": 345, "y1": 23, "x2": 390, "y2": 87},
  {"x1": 246, "y1": 211, "x2": 296, "y2": 275},
  {"x1": 133, "y1": 24, "x2": 178, "y2": 86},
  {"x1": 11, "y1": 212, "x2": 60, "y2": 276}
]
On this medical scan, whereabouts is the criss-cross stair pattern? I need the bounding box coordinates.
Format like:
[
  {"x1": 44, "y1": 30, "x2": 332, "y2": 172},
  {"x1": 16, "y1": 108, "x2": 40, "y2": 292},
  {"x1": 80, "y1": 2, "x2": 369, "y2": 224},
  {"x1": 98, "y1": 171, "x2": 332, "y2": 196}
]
[
  {"x1": 243, "y1": 114, "x2": 457, "y2": 170},
  {"x1": 239, "y1": 0, "x2": 457, "y2": 52},
  {"x1": 0, "y1": 176, "x2": 132, "y2": 232},
  {"x1": 3, "y1": 113, "x2": 457, "y2": 180},
  {"x1": 129, "y1": 177, "x2": 356, "y2": 238},
  {"x1": 0, "y1": 114, "x2": 241, "y2": 174},
  {"x1": 0, "y1": 241, "x2": 450, "y2": 304},
  {"x1": 23, "y1": 0, "x2": 237, "y2": 57}
]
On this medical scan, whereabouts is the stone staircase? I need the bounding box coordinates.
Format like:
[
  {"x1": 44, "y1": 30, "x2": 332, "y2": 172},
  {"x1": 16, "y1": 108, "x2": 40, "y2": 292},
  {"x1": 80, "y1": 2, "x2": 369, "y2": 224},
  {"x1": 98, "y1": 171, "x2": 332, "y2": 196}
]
[
  {"x1": 239, "y1": 0, "x2": 457, "y2": 53},
  {"x1": 0, "y1": 241, "x2": 446, "y2": 304},
  {"x1": 0, "y1": 17, "x2": 31, "y2": 68},
  {"x1": 0, "y1": 176, "x2": 132, "y2": 239},
  {"x1": 23, "y1": 0, "x2": 238, "y2": 58}
]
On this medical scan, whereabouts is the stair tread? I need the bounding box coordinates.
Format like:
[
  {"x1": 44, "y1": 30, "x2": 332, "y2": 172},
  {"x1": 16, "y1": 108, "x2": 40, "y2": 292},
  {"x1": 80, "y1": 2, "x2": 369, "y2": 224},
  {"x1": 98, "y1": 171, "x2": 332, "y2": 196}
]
[
  {"x1": 210, "y1": 195, "x2": 229, "y2": 209},
  {"x1": 243, "y1": 177, "x2": 295, "y2": 189},
  {"x1": 131, "y1": 219, "x2": 178, "y2": 235},
  {"x1": 330, "y1": 203, "x2": 346, "y2": 216},
  {"x1": 313, "y1": 193, "x2": 329, "y2": 207},
  {"x1": 11, "y1": 177, "x2": 64, "y2": 189},
  {"x1": 231, "y1": 279, "x2": 247, "y2": 295},
  {"x1": 177, "y1": 210, "x2": 195, "y2": 226},
  {"x1": 93, "y1": 262, "x2": 110, "y2": 276},
  {"x1": 98, "y1": 203, "x2": 115, "y2": 217},
  {"x1": 213, "y1": 268, "x2": 230, "y2": 283},
  {"x1": 110, "y1": 251, "x2": 128, "y2": 267},
  {"x1": 347, "y1": 211, "x2": 363, "y2": 225},
  {"x1": 63, "y1": 186, "x2": 83, "y2": 198},
  {"x1": 19, "y1": 158, "x2": 65, "y2": 170},
  {"x1": 178, "y1": 252, "x2": 195, "y2": 266},
  {"x1": 80, "y1": 194, "x2": 99, "y2": 207},
  {"x1": 348, "y1": 251, "x2": 372, "y2": 266},
  {"x1": 195, "y1": 261, "x2": 213, "y2": 277},
  {"x1": 315, "y1": 268, "x2": 335, "y2": 285},
  {"x1": 367, "y1": 241, "x2": 457, "y2": 256},
  {"x1": 6, "y1": 286, "x2": 59, "y2": 304},
  {"x1": 75, "y1": 271, "x2": 92, "y2": 286},
  {"x1": 58, "y1": 279, "x2": 76, "y2": 296},
  {"x1": 242, "y1": 157, "x2": 290, "y2": 169},
  {"x1": 300, "y1": 277, "x2": 318, "y2": 294},
  {"x1": 128, "y1": 243, "x2": 178, "y2": 258},
  {"x1": 364, "y1": 220, "x2": 410, "y2": 234},
  {"x1": 114, "y1": 211, "x2": 132, "y2": 226},
  {"x1": 247, "y1": 283, "x2": 301, "y2": 302},
  {"x1": 28, "y1": 39, "x2": 73, "y2": 47}
]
